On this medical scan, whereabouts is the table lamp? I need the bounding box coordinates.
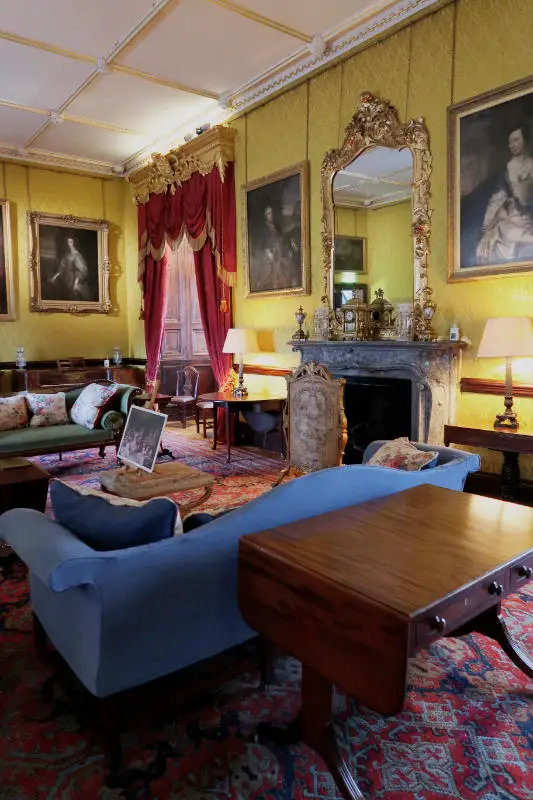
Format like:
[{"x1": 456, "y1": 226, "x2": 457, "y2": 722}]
[
  {"x1": 477, "y1": 316, "x2": 533, "y2": 429},
  {"x1": 222, "y1": 328, "x2": 258, "y2": 397}
]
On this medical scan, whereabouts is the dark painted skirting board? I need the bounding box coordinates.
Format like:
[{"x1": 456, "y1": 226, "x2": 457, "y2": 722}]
[
  {"x1": 465, "y1": 470, "x2": 533, "y2": 507},
  {"x1": 461, "y1": 377, "x2": 533, "y2": 398}
]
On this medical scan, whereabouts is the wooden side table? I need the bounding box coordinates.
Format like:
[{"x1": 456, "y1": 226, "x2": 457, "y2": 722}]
[
  {"x1": 444, "y1": 424, "x2": 533, "y2": 502},
  {"x1": 0, "y1": 460, "x2": 50, "y2": 515}
]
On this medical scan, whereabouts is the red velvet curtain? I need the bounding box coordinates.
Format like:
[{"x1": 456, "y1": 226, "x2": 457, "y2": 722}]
[
  {"x1": 137, "y1": 162, "x2": 236, "y2": 391},
  {"x1": 142, "y1": 251, "x2": 169, "y2": 392}
]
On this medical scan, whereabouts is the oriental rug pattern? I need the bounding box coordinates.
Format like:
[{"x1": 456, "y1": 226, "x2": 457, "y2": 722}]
[{"x1": 0, "y1": 430, "x2": 532, "y2": 799}]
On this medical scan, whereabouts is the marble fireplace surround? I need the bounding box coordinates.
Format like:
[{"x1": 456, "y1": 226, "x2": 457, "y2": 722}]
[{"x1": 292, "y1": 340, "x2": 466, "y2": 445}]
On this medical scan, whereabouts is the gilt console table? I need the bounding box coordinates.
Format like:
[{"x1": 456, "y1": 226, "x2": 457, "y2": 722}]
[{"x1": 239, "y1": 484, "x2": 533, "y2": 799}]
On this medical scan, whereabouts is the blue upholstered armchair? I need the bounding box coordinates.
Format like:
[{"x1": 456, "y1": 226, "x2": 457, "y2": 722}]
[{"x1": 0, "y1": 442, "x2": 479, "y2": 702}]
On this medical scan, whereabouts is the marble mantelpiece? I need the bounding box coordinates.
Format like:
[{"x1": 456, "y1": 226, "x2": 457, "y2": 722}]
[{"x1": 291, "y1": 339, "x2": 466, "y2": 444}]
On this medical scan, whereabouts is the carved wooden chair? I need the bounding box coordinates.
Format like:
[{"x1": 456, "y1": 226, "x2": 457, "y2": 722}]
[
  {"x1": 274, "y1": 361, "x2": 347, "y2": 486},
  {"x1": 168, "y1": 365, "x2": 199, "y2": 428}
]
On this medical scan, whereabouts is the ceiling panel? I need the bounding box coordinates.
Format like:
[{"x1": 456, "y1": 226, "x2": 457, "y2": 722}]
[
  {"x1": 0, "y1": 105, "x2": 44, "y2": 146},
  {"x1": 35, "y1": 121, "x2": 151, "y2": 163},
  {"x1": 0, "y1": 0, "x2": 155, "y2": 57},
  {"x1": 0, "y1": 39, "x2": 94, "y2": 109},
  {"x1": 67, "y1": 72, "x2": 216, "y2": 136},
  {"x1": 120, "y1": 0, "x2": 298, "y2": 95},
  {"x1": 232, "y1": 0, "x2": 374, "y2": 37}
]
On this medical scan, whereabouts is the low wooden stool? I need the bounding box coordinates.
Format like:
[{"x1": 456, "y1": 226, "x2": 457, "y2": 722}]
[{"x1": 100, "y1": 462, "x2": 214, "y2": 515}]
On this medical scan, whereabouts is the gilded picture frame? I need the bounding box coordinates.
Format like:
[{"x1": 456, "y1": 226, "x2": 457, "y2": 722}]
[
  {"x1": 242, "y1": 161, "x2": 310, "y2": 298},
  {"x1": 448, "y1": 76, "x2": 533, "y2": 282},
  {"x1": 0, "y1": 199, "x2": 15, "y2": 321},
  {"x1": 28, "y1": 211, "x2": 111, "y2": 313}
]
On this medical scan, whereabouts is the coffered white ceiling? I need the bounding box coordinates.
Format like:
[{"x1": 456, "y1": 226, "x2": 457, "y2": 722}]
[{"x1": 0, "y1": 0, "x2": 440, "y2": 177}]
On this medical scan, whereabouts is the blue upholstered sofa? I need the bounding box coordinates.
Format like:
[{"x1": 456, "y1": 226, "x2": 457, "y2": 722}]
[{"x1": 0, "y1": 442, "x2": 480, "y2": 700}]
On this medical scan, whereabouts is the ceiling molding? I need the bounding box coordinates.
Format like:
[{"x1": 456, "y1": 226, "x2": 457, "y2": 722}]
[
  {"x1": 110, "y1": 64, "x2": 219, "y2": 100},
  {"x1": 0, "y1": 29, "x2": 96, "y2": 64},
  {"x1": 0, "y1": 141, "x2": 119, "y2": 176},
  {"x1": 205, "y1": 0, "x2": 312, "y2": 42},
  {"x1": 228, "y1": 0, "x2": 441, "y2": 112}
]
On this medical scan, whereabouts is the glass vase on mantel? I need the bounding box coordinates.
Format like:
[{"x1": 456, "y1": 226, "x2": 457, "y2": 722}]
[{"x1": 395, "y1": 302, "x2": 413, "y2": 341}]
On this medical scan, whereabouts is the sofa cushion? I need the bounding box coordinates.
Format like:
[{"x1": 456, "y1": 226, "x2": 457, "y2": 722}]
[
  {"x1": 366, "y1": 437, "x2": 439, "y2": 471},
  {"x1": 26, "y1": 392, "x2": 69, "y2": 428},
  {"x1": 0, "y1": 395, "x2": 28, "y2": 431},
  {"x1": 50, "y1": 480, "x2": 179, "y2": 551},
  {"x1": 70, "y1": 383, "x2": 119, "y2": 430},
  {"x1": 0, "y1": 423, "x2": 110, "y2": 455}
]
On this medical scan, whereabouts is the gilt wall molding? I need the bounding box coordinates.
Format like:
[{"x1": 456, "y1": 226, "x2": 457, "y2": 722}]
[{"x1": 128, "y1": 126, "x2": 236, "y2": 204}]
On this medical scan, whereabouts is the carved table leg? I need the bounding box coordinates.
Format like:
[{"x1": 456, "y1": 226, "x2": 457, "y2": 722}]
[
  {"x1": 455, "y1": 603, "x2": 533, "y2": 678},
  {"x1": 501, "y1": 451, "x2": 520, "y2": 502},
  {"x1": 257, "y1": 664, "x2": 364, "y2": 800}
]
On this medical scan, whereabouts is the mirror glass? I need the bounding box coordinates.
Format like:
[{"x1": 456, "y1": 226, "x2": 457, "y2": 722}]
[{"x1": 332, "y1": 146, "x2": 414, "y2": 311}]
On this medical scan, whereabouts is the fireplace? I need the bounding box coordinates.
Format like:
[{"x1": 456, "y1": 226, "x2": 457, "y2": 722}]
[
  {"x1": 291, "y1": 339, "x2": 465, "y2": 445},
  {"x1": 343, "y1": 376, "x2": 411, "y2": 464}
]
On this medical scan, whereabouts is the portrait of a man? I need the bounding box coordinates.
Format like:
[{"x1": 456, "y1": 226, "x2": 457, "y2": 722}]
[
  {"x1": 244, "y1": 162, "x2": 309, "y2": 297},
  {"x1": 449, "y1": 80, "x2": 533, "y2": 280},
  {"x1": 28, "y1": 212, "x2": 111, "y2": 313}
]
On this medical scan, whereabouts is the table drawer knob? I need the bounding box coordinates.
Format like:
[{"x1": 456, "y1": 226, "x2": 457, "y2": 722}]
[
  {"x1": 488, "y1": 581, "x2": 504, "y2": 596},
  {"x1": 430, "y1": 615, "x2": 447, "y2": 632},
  {"x1": 518, "y1": 565, "x2": 533, "y2": 579}
]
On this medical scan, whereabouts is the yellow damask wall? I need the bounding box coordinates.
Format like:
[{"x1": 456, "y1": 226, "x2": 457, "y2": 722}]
[
  {"x1": 232, "y1": 0, "x2": 533, "y2": 474},
  {"x1": 0, "y1": 161, "x2": 137, "y2": 362}
]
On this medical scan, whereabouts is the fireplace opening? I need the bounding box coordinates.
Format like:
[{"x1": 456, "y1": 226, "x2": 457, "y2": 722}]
[{"x1": 342, "y1": 376, "x2": 412, "y2": 464}]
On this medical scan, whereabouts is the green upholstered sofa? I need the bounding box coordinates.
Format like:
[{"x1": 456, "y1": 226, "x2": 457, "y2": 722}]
[{"x1": 0, "y1": 383, "x2": 141, "y2": 459}]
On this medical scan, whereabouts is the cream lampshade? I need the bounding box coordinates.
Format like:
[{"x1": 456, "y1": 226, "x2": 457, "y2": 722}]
[
  {"x1": 477, "y1": 317, "x2": 533, "y2": 429},
  {"x1": 222, "y1": 328, "x2": 258, "y2": 397}
]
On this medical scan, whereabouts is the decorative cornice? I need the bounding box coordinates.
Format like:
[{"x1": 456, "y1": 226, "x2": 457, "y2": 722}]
[
  {"x1": 128, "y1": 125, "x2": 236, "y2": 203},
  {"x1": 0, "y1": 142, "x2": 119, "y2": 177},
  {"x1": 228, "y1": 0, "x2": 442, "y2": 113}
]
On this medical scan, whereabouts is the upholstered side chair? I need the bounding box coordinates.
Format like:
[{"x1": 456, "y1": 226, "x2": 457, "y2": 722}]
[{"x1": 274, "y1": 361, "x2": 346, "y2": 485}]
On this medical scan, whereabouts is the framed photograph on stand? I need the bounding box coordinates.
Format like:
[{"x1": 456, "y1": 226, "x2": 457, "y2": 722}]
[{"x1": 117, "y1": 406, "x2": 167, "y2": 473}]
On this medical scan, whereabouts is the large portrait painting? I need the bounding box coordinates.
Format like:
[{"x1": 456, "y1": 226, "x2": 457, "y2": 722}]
[
  {"x1": 28, "y1": 212, "x2": 111, "y2": 313},
  {"x1": 0, "y1": 200, "x2": 15, "y2": 321},
  {"x1": 449, "y1": 77, "x2": 533, "y2": 281},
  {"x1": 243, "y1": 162, "x2": 310, "y2": 297}
]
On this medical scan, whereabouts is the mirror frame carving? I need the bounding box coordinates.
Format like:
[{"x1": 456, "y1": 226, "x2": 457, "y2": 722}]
[{"x1": 321, "y1": 93, "x2": 435, "y2": 340}]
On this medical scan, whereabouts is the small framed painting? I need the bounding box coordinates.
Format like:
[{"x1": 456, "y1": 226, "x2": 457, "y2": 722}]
[
  {"x1": 118, "y1": 406, "x2": 167, "y2": 473},
  {"x1": 0, "y1": 200, "x2": 15, "y2": 320},
  {"x1": 243, "y1": 162, "x2": 310, "y2": 297},
  {"x1": 334, "y1": 235, "x2": 366, "y2": 274},
  {"x1": 28, "y1": 211, "x2": 111, "y2": 312},
  {"x1": 448, "y1": 76, "x2": 533, "y2": 281}
]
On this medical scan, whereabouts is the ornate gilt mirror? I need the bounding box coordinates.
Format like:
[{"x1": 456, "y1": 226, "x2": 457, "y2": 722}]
[{"x1": 321, "y1": 93, "x2": 435, "y2": 340}]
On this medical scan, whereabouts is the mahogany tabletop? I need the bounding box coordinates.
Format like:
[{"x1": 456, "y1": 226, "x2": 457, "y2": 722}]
[
  {"x1": 198, "y1": 391, "x2": 286, "y2": 404},
  {"x1": 241, "y1": 484, "x2": 533, "y2": 618}
]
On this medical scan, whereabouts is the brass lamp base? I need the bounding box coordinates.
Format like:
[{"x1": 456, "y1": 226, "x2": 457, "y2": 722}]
[
  {"x1": 494, "y1": 395, "x2": 518, "y2": 430},
  {"x1": 233, "y1": 383, "x2": 248, "y2": 398}
]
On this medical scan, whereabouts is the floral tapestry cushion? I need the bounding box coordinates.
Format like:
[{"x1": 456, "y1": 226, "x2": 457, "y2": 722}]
[
  {"x1": 26, "y1": 392, "x2": 69, "y2": 428},
  {"x1": 70, "y1": 383, "x2": 118, "y2": 430},
  {"x1": 366, "y1": 437, "x2": 439, "y2": 471},
  {"x1": 0, "y1": 395, "x2": 29, "y2": 431}
]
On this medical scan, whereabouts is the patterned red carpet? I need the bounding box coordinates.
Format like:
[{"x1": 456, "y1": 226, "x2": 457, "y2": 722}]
[{"x1": 1, "y1": 430, "x2": 533, "y2": 798}]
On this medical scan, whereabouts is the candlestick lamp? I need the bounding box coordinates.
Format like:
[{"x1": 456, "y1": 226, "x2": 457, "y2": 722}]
[{"x1": 222, "y1": 328, "x2": 258, "y2": 397}]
